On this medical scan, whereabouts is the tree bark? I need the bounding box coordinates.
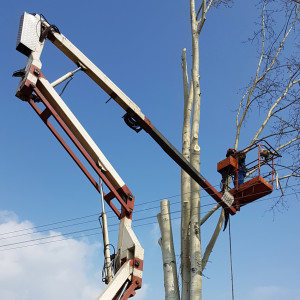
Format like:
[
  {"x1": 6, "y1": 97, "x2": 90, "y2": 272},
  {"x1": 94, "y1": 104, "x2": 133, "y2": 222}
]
[
  {"x1": 202, "y1": 209, "x2": 225, "y2": 271},
  {"x1": 189, "y1": 1, "x2": 202, "y2": 299},
  {"x1": 157, "y1": 200, "x2": 180, "y2": 300},
  {"x1": 181, "y1": 48, "x2": 193, "y2": 300}
]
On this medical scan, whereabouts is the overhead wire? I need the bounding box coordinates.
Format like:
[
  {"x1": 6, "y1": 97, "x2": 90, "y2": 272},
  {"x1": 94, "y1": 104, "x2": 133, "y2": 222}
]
[
  {"x1": 0, "y1": 215, "x2": 185, "y2": 253},
  {"x1": 0, "y1": 186, "x2": 215, "y2": 237},
  {"x1": 0, "y1": 212, "x2": 101, "y2": 236},
  {"x1": 1, "y1": 176, "x2": 297, "y2": 239},
  {"x1": 0, "y1": 186, "x2": 209, "y2": 236},
  {"x1": 1, "y1": 183, "x2": 298, "y2": 242},
  {"x1": 0, "y1": 184, "x2": 299, "y2": 242},
  {"x1": 0, "y1": 190, "x2": 299, "y2": 252},
  {"x1": 0, "y1": 162, "x2": 297, "y2": 236}
]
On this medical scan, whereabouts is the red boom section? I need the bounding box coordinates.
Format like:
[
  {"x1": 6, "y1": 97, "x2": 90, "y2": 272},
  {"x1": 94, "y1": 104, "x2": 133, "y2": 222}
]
[
  {"x1": 217, "y1": 142, "x2": 279, "y2": 211},
  {"x1": 229, "y1": 176, "x2": 273, "y2": 208},
  {"x1": 23, "y1": 77, "x2": 135, "y2": 220}
]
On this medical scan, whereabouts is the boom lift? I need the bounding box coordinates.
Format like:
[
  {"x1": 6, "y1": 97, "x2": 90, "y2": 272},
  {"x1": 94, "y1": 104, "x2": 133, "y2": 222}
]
[{"x1": 13, "y1": 12, "x2": 280, "y2": 299}]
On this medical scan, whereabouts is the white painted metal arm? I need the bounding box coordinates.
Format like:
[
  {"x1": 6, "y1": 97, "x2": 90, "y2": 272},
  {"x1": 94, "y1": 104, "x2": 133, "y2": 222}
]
[
  {"x1": 36, "y1": 76, "x2": 125, "y2": 189},
  {"x1": 14, "y1": 12, "x2": 237, "y2": 215},
  {"x1": 97, "y1": 218, "x2": 144, "y2": 300},
  {"x1": 42, "y1": 19, "x2": 145, "y2": 119},
  {"x1": 97, "y1": 261, "x2": 131, "y2": 300},
  {"x1": 14, "y1": 13, "x2": 144, "y2": 300}
]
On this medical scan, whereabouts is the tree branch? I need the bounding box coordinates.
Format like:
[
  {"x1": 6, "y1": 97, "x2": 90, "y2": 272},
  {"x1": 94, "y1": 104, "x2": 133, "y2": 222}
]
[
  {"x1": 276, "y1": 137, "x2": 300, "y2": 151},
  {"x1": 182, "y1": 48, "x2": 190, "y2": 111},
  {"x1": 202, "y1": 209, "x2": 225, "y2": 271},
  {"x1": 278, "y1": 174, "x2": 300, "y2": 180},
  {"x1": 235, "y1": 3, "x2": 299, "y2": 149},
  {"x1": 256, "y1": 9, "x2": 298, "y2": 85},
  {"x1": 196, "y1": 1, "x2": 203, "y2": 20},
  {"x1": 206, "y1": 0, "x2": 214, "y2": 14},
  {"x1": 200, "y1": 204, "x2": 221, "y2": 226},
  {"x1": 272, "y1": 96, "x2": 300, "y2": 116},
  {"x1": 234, "y1": 1, "x2": 266, "y2": 149},
  {"x1": 258, "y1": 129, "x2": 298, "y2": 141},
  {"x1": 249, "y1": 78, "x2": 300, "y2": 147}
]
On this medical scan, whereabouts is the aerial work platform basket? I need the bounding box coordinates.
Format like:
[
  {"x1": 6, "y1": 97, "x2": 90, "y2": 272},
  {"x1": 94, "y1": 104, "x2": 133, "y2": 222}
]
[{"x1": 217, "y1": 141, "x2": 280, "y2": 211}]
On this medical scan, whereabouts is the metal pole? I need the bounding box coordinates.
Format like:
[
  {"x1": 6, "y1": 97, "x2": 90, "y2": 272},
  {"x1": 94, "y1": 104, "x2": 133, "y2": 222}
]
[
  {"x1": 51, "y1": 67, "x2": 82, "y2": 87},
  {"x1": 99, "y1": 176, "x2": 113, "y2": 284},
  {"x1": 117, "y1": 281, "x2": 129, "y2": 300}
]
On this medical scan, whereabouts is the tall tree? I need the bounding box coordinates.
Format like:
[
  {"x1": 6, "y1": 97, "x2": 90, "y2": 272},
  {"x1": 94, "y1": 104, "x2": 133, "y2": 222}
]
[
  {"x1": 158, "y1": 0, "x2": 299, "y2": 299},
  {"x1": 235, "y1": 0, "x2": 299, "y2": 201},
  {"x1": 159, "y1": 1, "x2": 231, "y2": 300}
]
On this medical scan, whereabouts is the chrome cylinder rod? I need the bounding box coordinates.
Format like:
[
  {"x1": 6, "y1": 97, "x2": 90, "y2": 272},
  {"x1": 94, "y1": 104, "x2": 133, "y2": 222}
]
[
  {"x1": 99, "y1": 177, "x2": 113, "y2": 284},
  {"x1": 51, "y1": 66, "x2": 82, "y2": 87},
  {"x1": 118, "y1": 281, "x2": 129, "y2": 300}
]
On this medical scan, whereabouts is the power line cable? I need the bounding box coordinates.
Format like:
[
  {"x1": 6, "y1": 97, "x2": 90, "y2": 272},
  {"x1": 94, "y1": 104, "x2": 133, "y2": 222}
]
[
  {"x1": 0, "y1": 190, "x2": 298, "y2": 251},
  {"x1": 1, "y1": 186, "x2": 297, "y2": 252},
  {"x1": 1, "y1": 184, "x2": 298, "y2": 242},
  {"x1": 0, "y1": 216, "x2": 183, "y2": 252},
  {"x1": 0, "y1": 186, "x2": 298, "y2": 241},
  {"x1": 0, "y1": 213, "x2": 101, "y2": 236},
  {"x1": 1, "y1": 162, "x2": 293, "y2": 237}
]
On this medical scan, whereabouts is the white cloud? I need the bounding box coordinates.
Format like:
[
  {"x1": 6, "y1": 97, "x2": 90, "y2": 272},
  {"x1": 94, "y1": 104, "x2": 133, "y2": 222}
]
[
  {"x1": 245, "y1": 285, "x2": 300, "y2": 300},
  {"x1": 0, "y1": 211, "x2": 104, "y2": 300},
  {"x1": 0, "y1": 211, "x2": 150, "y2": 300}
]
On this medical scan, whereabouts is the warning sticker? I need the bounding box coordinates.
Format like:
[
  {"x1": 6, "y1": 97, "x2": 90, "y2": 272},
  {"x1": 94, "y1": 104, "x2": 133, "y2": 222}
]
[{"x1": 221, "y1": 191, "x2": 234, "y2": 207}]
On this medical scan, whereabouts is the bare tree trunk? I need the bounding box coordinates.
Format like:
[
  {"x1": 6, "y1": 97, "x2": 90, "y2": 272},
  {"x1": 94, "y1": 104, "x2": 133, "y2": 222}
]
[
  {"x1": 159, "y1": 1, "x2": 238, "y2": 299},
  {"x1": 157, "y1": 200, "x2": 180, "y2": 300},
  {"x1": 158, "y1": 1, "x2": 299, "y2": 299},
  {"x1": 181, "y1": 48, "x2": 193, "y2": 300},
  {"x1": 189, "y1": 0, "x2": 202, "y2": 299},
  {"x1": 200, "y1": 204, "x2": 220, "y2": 226}
]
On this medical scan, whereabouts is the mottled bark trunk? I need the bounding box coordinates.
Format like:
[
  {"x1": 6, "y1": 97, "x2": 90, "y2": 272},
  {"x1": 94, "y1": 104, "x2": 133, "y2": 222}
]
[
  {"x1": 157, "y1": 200, "x2": 180, "y2": 300},
  {"x1": 189, "y1": 0, "x2": 202, "y2": 299},
  {"x1": 181, "y1": 48, "x2": 193, "y2": 300}
]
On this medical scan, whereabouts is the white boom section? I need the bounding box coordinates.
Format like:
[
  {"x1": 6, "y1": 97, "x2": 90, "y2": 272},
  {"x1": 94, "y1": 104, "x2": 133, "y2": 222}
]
[
  {"x1": 117, "y1": 218, "x2": 144, "y2": 268},
  {"x1": 97, "y1": 218, "x2": 144, "y2": 300},
  {"x1": 41, "y1": 19, "x2": 145, "y2": 119},
  {"x1": 15, "y1": 13, "x2": 125, "y2": 189},
  {"x1": 97, "y1": 261, "x2": 131, "y2": 300},
  {"x1": 15, "y1": 13, "x2": 237, "y2": 216},
  {"x1": 15, "y1": 12, "x2": 144, "y2": 300},
  {"x1": 36, "y1": 76, "x2": 125, "y2": 189}
]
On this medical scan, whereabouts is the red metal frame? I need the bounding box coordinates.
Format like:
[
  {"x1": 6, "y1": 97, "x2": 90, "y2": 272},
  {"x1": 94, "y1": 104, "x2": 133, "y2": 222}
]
[
  {"x1": 217, "y1": 141, "x2": 280, "y2": 210},
  {"x1": 28, "y1": 84, "x2": 135, "y2": 220},
  {"x1": 15, "y1": 63, "x2": 144, "y2": 298},
  {"x1": 229, "y1": 176, "x2": 273, "y2": 207}
]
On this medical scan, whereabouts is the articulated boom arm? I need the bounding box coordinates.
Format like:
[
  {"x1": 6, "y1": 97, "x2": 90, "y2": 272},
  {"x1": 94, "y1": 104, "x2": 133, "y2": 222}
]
[
  {"x1": 45, "y1": 21, "x2": 236, "y2": 214},
  {"x1": 15, "y1": 13, "x2": 144, "y2": 300},
  {"x1": 25, "y1": 71, "x2": 144, "y2": 300},
  {"x1": 17, "y1": 13, "x2": 236, "y2": 214},
  {"x1": 14, "y1": 11, "x2": 241, "y2": 300}
]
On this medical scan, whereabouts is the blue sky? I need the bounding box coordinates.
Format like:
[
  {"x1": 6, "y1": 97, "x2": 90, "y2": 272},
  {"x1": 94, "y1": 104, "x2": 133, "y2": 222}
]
[{"x1": 0, "y1": 1, "x2": 299, "y2": 299}]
